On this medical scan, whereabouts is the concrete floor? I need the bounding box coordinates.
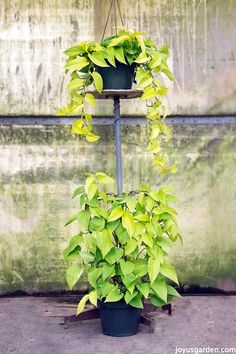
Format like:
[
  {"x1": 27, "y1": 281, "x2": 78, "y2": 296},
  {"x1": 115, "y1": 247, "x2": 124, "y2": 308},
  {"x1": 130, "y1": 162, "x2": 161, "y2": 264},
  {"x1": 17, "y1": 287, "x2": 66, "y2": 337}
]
[{"x1": 0, "y1": 296, "x2": 235, "y2": 354}]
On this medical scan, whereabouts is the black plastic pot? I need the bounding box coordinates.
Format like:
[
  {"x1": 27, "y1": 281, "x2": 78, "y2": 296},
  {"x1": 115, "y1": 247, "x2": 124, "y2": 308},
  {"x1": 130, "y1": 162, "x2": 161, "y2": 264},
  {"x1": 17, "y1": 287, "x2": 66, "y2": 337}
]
[
  {"x1": 95, "y1": 62, "x2": 135, "y2": 90},
  {"x1": 99, "y1": 300, "x2": 141, "y2": 337}
]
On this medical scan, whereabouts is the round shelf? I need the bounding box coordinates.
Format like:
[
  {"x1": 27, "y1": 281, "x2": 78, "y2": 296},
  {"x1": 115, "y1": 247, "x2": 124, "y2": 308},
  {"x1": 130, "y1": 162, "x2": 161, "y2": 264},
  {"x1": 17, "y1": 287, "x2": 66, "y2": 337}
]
[{"x1": 88, "y1": 89, "x2": 143, "y2": 100}]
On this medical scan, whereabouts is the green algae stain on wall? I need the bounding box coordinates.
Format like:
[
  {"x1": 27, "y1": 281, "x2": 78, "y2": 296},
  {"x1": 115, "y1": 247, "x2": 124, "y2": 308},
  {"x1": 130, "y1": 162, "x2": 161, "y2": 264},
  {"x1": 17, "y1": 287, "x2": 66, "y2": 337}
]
[{"x1": 0, "y1": 125, "x2": 236, "y2": 294}]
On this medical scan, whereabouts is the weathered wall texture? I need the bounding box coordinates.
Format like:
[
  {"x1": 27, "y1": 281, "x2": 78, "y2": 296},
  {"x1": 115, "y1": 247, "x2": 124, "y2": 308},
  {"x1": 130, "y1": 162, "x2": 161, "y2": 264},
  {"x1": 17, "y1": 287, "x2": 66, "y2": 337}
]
[
  {"x1": 0, "y1": 125, "x2": 236, "y2": 294},
  {"x1": 0, "y1": 0, "x2": 236, "y2": 115},
  {"x1": 0, "y1": 1, "x2": 236, "y2": 294}
]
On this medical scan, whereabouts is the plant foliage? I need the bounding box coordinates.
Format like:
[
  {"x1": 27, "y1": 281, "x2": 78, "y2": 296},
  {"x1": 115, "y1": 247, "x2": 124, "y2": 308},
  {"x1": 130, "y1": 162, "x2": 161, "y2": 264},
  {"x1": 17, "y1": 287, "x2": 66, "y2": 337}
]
[
  {"x1": 58, "y1": 26, "x2": 176, "y2": 173},
  {"x1": 64, "y1": 173, "x2": 181, "y2": 314}
]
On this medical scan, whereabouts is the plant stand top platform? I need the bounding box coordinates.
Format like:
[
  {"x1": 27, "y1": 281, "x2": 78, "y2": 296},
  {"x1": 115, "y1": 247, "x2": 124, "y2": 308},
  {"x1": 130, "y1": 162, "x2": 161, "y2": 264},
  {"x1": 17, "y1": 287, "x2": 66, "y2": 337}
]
[
  {"x1": 88, "y1": 89, "x2": 143, "y2": 100},
  {"x1": 88, "y1": 90, "x2": 143, "y2": 196}
]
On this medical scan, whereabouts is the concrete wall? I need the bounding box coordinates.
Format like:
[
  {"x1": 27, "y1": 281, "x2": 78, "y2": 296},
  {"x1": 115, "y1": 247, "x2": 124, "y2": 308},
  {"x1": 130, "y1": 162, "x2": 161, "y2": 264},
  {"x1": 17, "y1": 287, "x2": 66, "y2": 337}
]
[
  {"x1": 0, "y1": 125, "x2": 236, "y2": 293},
  {"x1": 0, "y1": 1, "x2": 236, "y2": 294},
  {"x1": 0, "y1": 0, "x2": 236, "y2": 115}
]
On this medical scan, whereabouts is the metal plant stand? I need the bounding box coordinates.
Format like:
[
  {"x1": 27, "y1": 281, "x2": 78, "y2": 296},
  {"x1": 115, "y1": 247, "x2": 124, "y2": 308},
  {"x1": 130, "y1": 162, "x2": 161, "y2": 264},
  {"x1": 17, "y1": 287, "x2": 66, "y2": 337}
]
[
  {"x1": 91, "y1": 89, "x2": 144, "y2": 195},
  {"x1": 63, "y1": 90, "x2": 172, "y2": 332}
]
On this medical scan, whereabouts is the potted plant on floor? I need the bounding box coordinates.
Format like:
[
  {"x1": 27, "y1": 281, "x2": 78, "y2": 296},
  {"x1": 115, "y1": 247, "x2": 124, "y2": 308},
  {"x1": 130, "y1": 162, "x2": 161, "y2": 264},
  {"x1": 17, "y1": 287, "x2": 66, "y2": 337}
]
[
  {"x1": 58, "y1": 26, "x2": 175, "y2": 174},
  {"x1": 64, "y1": 172, "x2": 181, "y2": 336}
]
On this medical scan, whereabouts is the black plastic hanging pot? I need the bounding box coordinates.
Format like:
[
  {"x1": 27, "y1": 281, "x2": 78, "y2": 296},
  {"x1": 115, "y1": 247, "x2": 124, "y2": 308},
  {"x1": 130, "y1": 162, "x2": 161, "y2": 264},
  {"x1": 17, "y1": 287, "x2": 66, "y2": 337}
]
[
  {"x1": 95, "y1": 62, "x2": 135, "y2": 90},
  {"x1": 99, "y1": 300, "x2": 141, "y2": 337}
]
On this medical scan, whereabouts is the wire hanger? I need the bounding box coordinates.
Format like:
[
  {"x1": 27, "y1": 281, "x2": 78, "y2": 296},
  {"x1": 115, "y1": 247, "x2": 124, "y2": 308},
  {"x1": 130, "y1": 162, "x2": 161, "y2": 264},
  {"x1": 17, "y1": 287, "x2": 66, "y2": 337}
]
[{"x1": 101, "y1": 0, "x2": 125, "y2": 41}]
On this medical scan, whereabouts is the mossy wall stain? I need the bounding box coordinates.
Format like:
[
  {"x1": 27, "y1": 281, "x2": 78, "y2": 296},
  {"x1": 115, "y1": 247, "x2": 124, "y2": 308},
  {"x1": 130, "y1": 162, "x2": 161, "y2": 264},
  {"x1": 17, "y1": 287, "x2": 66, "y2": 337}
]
[
  {"x1": 0, "y1": 0, "x2": 236, "y2": 115},
  {"x1": 0, "y1": 125, "x2": 236, "y2": 293}
]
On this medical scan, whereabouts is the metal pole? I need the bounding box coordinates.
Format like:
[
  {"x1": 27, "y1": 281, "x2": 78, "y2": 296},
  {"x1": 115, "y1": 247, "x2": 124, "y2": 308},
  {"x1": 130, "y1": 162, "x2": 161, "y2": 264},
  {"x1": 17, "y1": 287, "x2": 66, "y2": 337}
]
[{"x1": 113, "y1": 96, "x2": 123, "y2": 195}]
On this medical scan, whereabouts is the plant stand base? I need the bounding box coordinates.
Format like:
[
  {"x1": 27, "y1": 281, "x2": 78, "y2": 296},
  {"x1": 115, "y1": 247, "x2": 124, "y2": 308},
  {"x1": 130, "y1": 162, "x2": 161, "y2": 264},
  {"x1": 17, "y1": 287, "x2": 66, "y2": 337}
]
[{"x1": 63, "y1": 303, "x2": 172, "y2": 333}]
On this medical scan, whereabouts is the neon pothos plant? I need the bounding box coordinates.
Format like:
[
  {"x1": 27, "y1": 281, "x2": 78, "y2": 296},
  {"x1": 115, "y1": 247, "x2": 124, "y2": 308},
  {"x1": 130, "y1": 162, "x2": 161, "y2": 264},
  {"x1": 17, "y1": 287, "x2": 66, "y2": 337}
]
[
  {"x1": 64, "y1": 172, "x2": 181, "y2": 314},
  {"x1": 58, "y1": 25, "x2": 176, "y2": 174}
]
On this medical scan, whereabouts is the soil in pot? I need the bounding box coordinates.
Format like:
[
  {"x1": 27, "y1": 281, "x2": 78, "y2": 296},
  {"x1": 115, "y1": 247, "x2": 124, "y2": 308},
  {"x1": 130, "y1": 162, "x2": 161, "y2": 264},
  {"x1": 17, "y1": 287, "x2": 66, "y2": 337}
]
[
  {"x1": 95, "y1": 62, "x2": 135, "y2": 90},
  {"x1": 99, "y1": 300, "x2": 141, "y2": 337}
]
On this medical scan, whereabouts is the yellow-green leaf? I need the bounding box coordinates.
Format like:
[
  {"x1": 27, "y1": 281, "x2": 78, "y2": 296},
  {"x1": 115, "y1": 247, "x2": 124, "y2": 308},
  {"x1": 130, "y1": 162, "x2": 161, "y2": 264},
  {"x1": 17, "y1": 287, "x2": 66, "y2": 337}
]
[
  {"x1": 134, "y1": 259, "x2": 148, "y2": 277},
  {"x1": 124, "y1": 290, "x2": 138, "y2": 304},
  {"x1": 91, "y1": 71, "x2": 103, "y2": 93},
  {"x1": 88, "y1": 268, "x2": 102, "y2": 288},
  {"x1": 65, "y1": 57, "x2": 89, "y2": 71},
  {"x1": 161, "y1": 61, "x2": 174, "y2": 81},
  {"x1": 96, "y1": 229, "x2": 113, "y2": 258},
  {"x1": 135, "y1": 67, "x2": 148, "y2": 82},
  {"x1": 57, "y1": 105, "x2": 72, "y2": 116},
  {"x1": 88, "y1": 52, "x2": 109, "y2": 67},
  {"x1": 105, "y1": 248, "x2": 123, "y2": 265},
  {"x1": 148, "y1": 258, "x2": 160, "y2": 283},
  {"x1": 137, "y1": 282, "x2": 150, "y2": 299},
  {"x1": 70, "y1": 103, "x2": 84, "y2": 115},
  {"x1": 102, "y1": 263, "x2": 115, "y2": 279},
  {"x1": 160, "y1": 263, "x2": 179, "y2": 284},
  {"x1": 95, "y1": 172, "x2": 115, "y2": 184},
  {"x1": 108, "y1": 206, "x2": 124, "y2": 222},
  {"x1": 86, "y1": 133, "x2": 100, "y2": 142},
  {"x1": 133, "y1": 213, "x2": 149, "y2": 222},
  {"x1": 105, "y1": 288, "x2": 123, "y2": 302},
  {"x1": 136, "y1": 35, "x2": 146, "y2": 53},
  {"x1": 89, "y1": 290, "x2": 97, "y2": 306},
  {"x1": 171, "y1": 166, "x2": 178, "y2": 173},
  {"x1": 66, "y1": 265, "x2": 83, "y2": 290},
  {"x1": 86, "y1": 175, "x2": 95, "y2": 190},
  {"x1": 104, "y1": 47, "x2": 116, "y2": 67},
  {"x1": 134, "y1": 52, "x2": 150, "y2": 64},
  {"x1": 167, "y1": 285, "x2": 181, "y2": 297},
  {"x1": 122, "y1": 210, "x2": 135, "y2": 237},
  {"x1": 64, "y1": 211, "x2": 80, "y2": 227},
  {"x1": 141, "y1": 86, "x2": 156, "y2": 100},
  {"x1": 142, "y1": 233, "x2": 153, "y2": 248},
  {"x1": 133, "y1": 222, "x2": 145, "y2": 237},
  {"x1": 64, "y1": 45, "x2": 85, "y2": 57},
  {"x1": 77, "y1": 294, "x2": 89, "y2": 315},
  {"x1": 94, "y1": 43, "x2": 103, "y2": 51},
  {"x1": 108, "y1": 35, "x2": 129, "y2": 47},
  {"x1": 149, "y1": 53, "x2": 162, "y2": 69},
  {"x1": 67, "y1": 78, "x2": 83, "y2": 91},
  {"x1": 125, "y1": 238, "x2": 137, "y2": 255},
  {"x1": 137, "y1": 76, "x2": 153, "y2": 89},
  {"x1": 151, "y1": 279, "x2": 167, "y2": 302},
  {"x1": 67, "y1": 233, "x2": 83, "y2": 253},
  {"x1": 156, "y1": 246, "x2": 164, "y2": 264},
  {"x1": 85, "y1": 113, "x2": 92, "y2": 124},
  {"x1": 89, "y1": 216, "x2": 105, "y2": 232},
  {"x1": 85, "y1": 93, "x2": 96, "y2": 106},
  {"x1": 87, "y1": 183, "x2": 98, "y2": 200},
  {"x1": 77, "y1": 210, "x2": 91, "y2": 230},
  {"x1": 120, "y1": 259, "x2": 135, "y2": 275},
  {"x1": 129, "y1": 294, "x2": 143, "y2": 308},
  {"x1": 150, "y1": 124, "x2": 160, "y2": 139},
  {"x1": 114, "y1": 47, "x2": 127, "y2": 64},
  {"x1": 126, "y1": 197, "x2": 137, "y2": 212}
]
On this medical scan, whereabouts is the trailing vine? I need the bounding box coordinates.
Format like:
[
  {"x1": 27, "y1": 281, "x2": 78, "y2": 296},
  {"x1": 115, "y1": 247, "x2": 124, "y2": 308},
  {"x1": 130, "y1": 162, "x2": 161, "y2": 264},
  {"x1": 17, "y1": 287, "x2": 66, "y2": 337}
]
[{"x1": 58, "y1": 26, "x2": 176, "y2": 174}]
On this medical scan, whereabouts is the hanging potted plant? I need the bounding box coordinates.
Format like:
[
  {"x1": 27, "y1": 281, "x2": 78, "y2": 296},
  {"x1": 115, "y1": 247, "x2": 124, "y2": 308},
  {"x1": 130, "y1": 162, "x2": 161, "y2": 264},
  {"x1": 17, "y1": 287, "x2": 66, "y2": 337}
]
[
  {"x1": 64, "y1": 172, "x2": 182, "y2": 336},
  {"x1": 58, "y1": 26, "x2": 176, "y2": 174}
]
